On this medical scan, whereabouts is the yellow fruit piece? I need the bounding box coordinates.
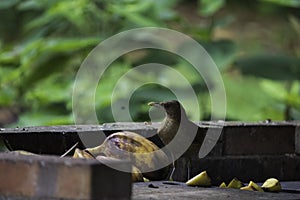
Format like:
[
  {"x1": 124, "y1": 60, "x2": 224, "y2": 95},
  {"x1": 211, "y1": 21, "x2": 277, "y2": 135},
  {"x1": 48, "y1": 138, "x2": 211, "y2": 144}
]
[
  {"x1": 219, "y1": 182, "x2": 227, "y2": 188},
  {"x1": 86, "y1": 131, "x2": 171, "y2": 181},
  {"x1": 131, "y1": 165, "x2": 144, "y2": 182},
  {"x1": 240, "y1": 185, "x2": 254, "y2": 191},
  {"x1": 143, "y1": 177, "x2": 150, "y2": 182},
  {"x1": 73, "y1": 148, "x2": 94, "y2": 159},
  {"x1": 10, "y1": 150, "x2": 37, "y2": 156},
  {"x1": 186, "y1": 171, "x2": 212, "y2": 187},
  {"x1": 262, "y1": 178, "x2": 281, "y2": 192},
  {"x1": 227, "y1": 178, "x2": 244, "y2": 189},
  {"x1": 249, "y1": 181, "x2": 264, "y2": 192}
]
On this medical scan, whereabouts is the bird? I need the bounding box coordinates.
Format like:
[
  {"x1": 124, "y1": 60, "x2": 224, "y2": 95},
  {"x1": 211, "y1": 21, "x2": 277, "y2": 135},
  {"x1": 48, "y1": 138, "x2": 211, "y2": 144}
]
[{"x1": 148, "y1": 100, "x2": 206, "y2": 181}]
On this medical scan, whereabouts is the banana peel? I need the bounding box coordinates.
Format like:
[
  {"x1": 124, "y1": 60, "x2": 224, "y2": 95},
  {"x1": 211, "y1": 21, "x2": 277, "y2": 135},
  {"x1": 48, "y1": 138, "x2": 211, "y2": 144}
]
[
  {"x1": 73, "y1": 148, "x2": 95, "y2": 159},
  {"x1": 186, "y1": 171, "x2": 212, "y2": 187},
  {"x1": 86, "y1": 131, "x2": 171, "y2": 181},
  {"x1": 74, "y1": 149, "x2": 144, "y2": 182},
  {"x1": 262, "y1": 178, "x2": 281, "y2": 192}
]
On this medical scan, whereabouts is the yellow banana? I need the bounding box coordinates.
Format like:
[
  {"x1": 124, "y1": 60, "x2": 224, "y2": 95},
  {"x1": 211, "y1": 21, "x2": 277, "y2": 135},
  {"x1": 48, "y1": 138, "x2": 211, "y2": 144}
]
[
  {"x1": 248, "y1": 181, "x2": 264, "y2": 192},
  {"x1": 86, "y1": 131, "x2": 171, "y2": 180},
  {"x1": 73, "y1": 148, "x2": 94, "y2": 159},
  {"x1": 240, "y1": 181, "x2": 264, "y2": 192},
  {"x1": 240, "y1": 185, "x2": 255, "y2": 191},
  {"x1": 219, "y1": 182, "x2": 227, "y2": 188},
  {"x1": 262, "y1": 178, "x2": 281, "y2": 192},
  {"x1": 227, "y1": 178, "x2": 244, "y2": 189},
  {"x1": 186, "y1": 171, "x2": 212, "y2": 187}
]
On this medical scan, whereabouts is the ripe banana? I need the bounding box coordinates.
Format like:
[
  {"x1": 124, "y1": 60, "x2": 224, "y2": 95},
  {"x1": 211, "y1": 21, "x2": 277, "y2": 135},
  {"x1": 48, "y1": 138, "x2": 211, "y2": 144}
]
[
  {"x1": 85, "y1": 131, "x2": 171, "y2": 181},
  {"x1": 96, "y1": 155, "x2": 145, "y2": 182},
  {"x1": 240, "y1": 181, "x2": 264, "y2": 192},
  {"x1": 73, "y1": 148, "x2": 144, "y2": 182},
  {"x1": 186, "y1": 171, "x2": 212, "y2": 187},
  {"x1": 262, "y1": 178, "x2": 281, "y2": 192},
  {"x1": 248, "y1": 181, "x2": 264, "y2": 192},
  {"x1": 10, "y1": 150, "x2": 38, "y2": 156},
  {"x1": 219, "y1": 182, "x2": 227, "y2": 188},
  {"x1": 73, "y1": 148, "x2": 94, "y2": 159},
  {"x1": 240, "y1": 185, "x2": 255, "y2": 191},
  {"x1": 227, "y1": 178, "x2": 244, "y2": 189}
]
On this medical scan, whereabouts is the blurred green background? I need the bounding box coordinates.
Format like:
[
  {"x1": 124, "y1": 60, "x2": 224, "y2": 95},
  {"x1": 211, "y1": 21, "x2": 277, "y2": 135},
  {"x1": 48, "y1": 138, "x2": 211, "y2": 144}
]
[{"x1": 0, "y1": 0, "x2": 300, "y2": 127}]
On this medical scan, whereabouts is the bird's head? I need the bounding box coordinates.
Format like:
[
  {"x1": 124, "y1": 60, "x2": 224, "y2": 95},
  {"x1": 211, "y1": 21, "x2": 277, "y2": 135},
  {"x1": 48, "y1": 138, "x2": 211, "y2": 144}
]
[{"x1": 148, "y1": 100, "x2": 186, "y2": 120}]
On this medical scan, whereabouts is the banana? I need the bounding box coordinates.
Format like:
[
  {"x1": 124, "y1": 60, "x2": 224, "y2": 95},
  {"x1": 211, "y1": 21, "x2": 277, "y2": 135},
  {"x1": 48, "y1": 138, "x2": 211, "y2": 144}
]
[
  {"x1": 248, "y1": 181, "x2": 264, "y2": 192},
  {"x1": 10, "y1": 150, "x2": 38, "y2": 156},
  {"x1": 240, "y1": 185, "x2": 255, "y2": 191},
  {"x1": 186, "y1": 171, "x2": 212, "y2": 187},
  {"x1": 73, "y1": 148, "x2": 95, "y2": 159},
  {"x1": 262, "y1": 178, "x2": 281, "y2": 192},
  {"x1": 219, "y1": 182, "x2": 227, "y2": 188},
  {"x1": 240, "y1": 181, "x2": 264, "y2": 192},
  {"x1": 131, "y1": 165, "x2": 144, "y2": 182},
  {"x1": 73, "y1": 149, "x2": 144, "y2": 182},
  {"x1": 86, "y1": 131, "x2": 171, "y2": 181},
  {"x1": 227, "y1": 178, "x2": 244, "y2": 189}
]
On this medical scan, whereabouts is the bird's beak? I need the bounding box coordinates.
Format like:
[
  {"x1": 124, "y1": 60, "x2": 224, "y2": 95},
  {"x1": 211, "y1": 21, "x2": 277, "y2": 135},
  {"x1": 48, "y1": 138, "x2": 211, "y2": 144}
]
[{"x1": 148, "y1": 102, "x2": 163, "y2": 108}]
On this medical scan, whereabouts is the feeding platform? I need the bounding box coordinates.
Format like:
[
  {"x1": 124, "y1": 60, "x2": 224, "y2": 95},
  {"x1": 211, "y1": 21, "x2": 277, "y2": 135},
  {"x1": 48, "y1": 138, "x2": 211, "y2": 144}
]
[{"x1": 0, "y1": 121, "x2": 300, "y2": 199}]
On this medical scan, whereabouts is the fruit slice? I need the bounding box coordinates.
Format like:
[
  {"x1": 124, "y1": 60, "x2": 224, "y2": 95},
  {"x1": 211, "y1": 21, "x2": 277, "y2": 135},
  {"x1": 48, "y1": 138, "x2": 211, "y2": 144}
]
[
  {"x1": 249, "y1": 181, "x2": 264, "y2": 192},
  {"x1": 227, "y1": 178, "x2": 244, "y2": 189},
  {"x1": 186, "y1": 171, "x2": 212, "y2": 187},
  {"x1": 73, "y1": 148, "x2": 94, "y2": 159},
  {"x1": 262, "y1": 178, "x2": 281, "y2": 192},
  {"x1": 219, "y1": 182, "x2": 227, "y2": 188},
  {"x1": 240, "y1": 185, "x2": 255, "y2": 191}
]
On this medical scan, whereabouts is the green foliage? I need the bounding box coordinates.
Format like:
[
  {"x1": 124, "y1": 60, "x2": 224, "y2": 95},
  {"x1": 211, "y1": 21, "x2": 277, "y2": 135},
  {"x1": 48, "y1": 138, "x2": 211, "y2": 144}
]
[
  {"x1": 198, "y1": 0, "x2": 225, "y2": 16},
  {"x1": 0, "y1": 0, "x2": 299, "y2": 127},
  {"x1": 234, "y1": 54, "x2": 300, "y2": 81},
  {"x1": 260, "y1": 0, "x2": 300, "y2": 7}
]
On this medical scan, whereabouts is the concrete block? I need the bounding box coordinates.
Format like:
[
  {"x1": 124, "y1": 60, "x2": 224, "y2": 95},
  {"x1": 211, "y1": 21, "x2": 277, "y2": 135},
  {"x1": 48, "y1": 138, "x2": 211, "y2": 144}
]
[
  {"x1": 188, "y1": 155, "x2": 300, "y2": 185},
  {"x1": 0, "y1": 153, "x2": 131, "y2": 200},
  {"x1": 223, "y1": 125, "x2": 295, "y2": 155},
  {"x1": 296, "y1": 125, "x2": 300, "y2": 155}
]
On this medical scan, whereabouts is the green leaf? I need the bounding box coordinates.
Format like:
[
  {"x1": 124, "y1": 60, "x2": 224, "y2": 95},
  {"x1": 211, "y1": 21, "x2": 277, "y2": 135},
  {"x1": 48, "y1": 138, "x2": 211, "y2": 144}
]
[
  {"x1": 198, "y1": 0, "x2": 225, "y2": 16},
  {"x1": 260, "y1": 0, "x2": 300, "y2": 7},
  {"x1": 24, "y1": 73, "x2": 73, "y2": 108},
  {"x1": 234, "y1": 54, "x2": 300, "y2": 81},
  {"x1": 223, "y1": 75, "x2": 285, "y2": 121},
  {"x1": 202, "y1": 40, "x2": 237, "y2": 70},
  {"x1": 0, "y1": 0, "x2": 20, "y2": 9},
  {"x1": 11, "y1": 111, "x2": 73, "y2": 127}
]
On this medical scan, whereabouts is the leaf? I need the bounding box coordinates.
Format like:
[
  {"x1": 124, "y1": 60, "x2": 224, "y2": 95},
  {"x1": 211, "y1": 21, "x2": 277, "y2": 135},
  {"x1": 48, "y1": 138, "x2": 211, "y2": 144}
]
[
  {"x1": 24, "y1": 73, "x2": 73, "y2": 107},
  {"x1": 16, "y1": 37, "x2": 99, "y2": 89},
  {"x1": 198, "y1": 0, "x2": 225, "y2": 16},
  {"x1": 0, "y1": 0, "x2": 20, "y2": 9},
  {"x1": 223, "y1": 75, "x2": 285, "y2": 120},
  {"x1": 260, "y1": 0, "x2": 300, "y2": 7},
  {"x1": 201, "y1": 40, "x2": 237, "y2": 70},
  {"x1": 10, "y1": 111, "x2": 73, "y2": 127},
  {"x1": 234, "y1": 54, "x2": 300, "y2": 81}
]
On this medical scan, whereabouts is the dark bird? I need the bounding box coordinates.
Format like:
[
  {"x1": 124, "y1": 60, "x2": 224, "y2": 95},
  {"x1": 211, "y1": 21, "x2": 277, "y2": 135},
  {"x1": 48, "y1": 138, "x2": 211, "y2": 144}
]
[{"x1": 148, "y1": 100, "x2": 206, "y2": 181}]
